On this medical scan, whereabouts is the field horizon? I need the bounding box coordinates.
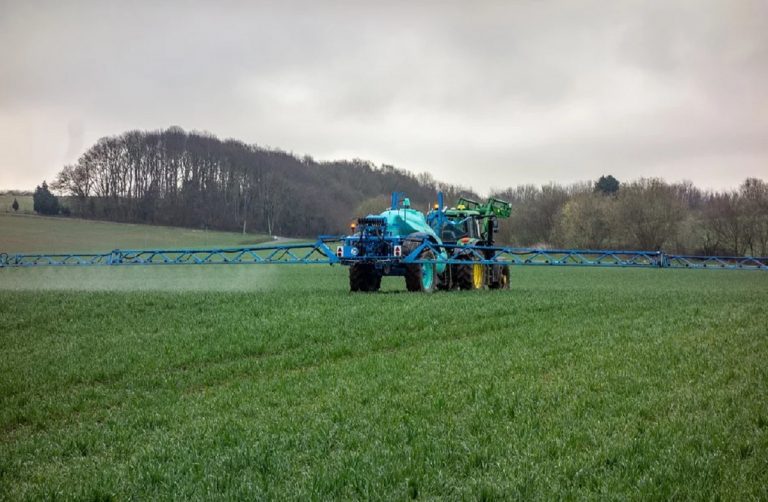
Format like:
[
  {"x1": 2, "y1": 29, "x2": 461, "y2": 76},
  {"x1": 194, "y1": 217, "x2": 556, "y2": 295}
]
[{"x1": 0, "y1": 212, "x2": 273, "y2": 255}]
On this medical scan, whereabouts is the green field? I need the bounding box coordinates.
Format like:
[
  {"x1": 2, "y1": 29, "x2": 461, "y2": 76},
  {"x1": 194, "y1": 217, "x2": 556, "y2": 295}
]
[
  {"x1": 0, "y1": 195, "x2": 33, "y2": 214},
  {"x1": 1, "y1": 219, "x2": 767, "y2": 500},
  {"x1": 0, "y1": 213, "x2": 270, "y2": 254}
]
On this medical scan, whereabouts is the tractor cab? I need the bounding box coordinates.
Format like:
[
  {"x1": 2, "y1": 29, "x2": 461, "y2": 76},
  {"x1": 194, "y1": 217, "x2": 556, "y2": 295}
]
[
  {"x1": 428, "y1": 195, "x2": 510, "y2": 246},
  {"x1": 439, "y1": 209, "x2": 482, "y2": 243}
]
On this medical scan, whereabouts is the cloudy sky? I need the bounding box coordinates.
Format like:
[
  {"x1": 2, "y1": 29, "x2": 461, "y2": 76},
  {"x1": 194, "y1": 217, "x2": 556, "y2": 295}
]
[{"x1": 1, "y1": 0, "x2": 766, "y2": 194}]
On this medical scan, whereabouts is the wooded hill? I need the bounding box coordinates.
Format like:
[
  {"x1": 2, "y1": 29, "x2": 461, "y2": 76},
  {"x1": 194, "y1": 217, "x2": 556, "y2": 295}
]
[
  {"x1": 52, "y1": 127, "x2": 470, "y2": 237},
  {"x1": 51, "y1": 127, "x2": 767, "y2": 256}
]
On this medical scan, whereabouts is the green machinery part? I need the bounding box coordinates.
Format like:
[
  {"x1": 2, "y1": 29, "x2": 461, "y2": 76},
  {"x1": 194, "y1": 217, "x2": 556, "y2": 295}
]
[{"x1": 456, "y1": 196, "x2": 512, "y2": 218}]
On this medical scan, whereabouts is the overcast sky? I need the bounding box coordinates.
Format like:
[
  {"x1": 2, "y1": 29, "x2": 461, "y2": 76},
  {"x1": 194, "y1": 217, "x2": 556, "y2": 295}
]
[{"x1": 1, "y1": 0, "x2": 766, "y2": 194}]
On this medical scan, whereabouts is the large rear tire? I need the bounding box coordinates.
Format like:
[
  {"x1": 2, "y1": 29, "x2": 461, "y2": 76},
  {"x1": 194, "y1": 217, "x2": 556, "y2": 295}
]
[
  {"x1": 455, "y1": 257, "x2": 485, "y2": 290},
  {"x1": 404, "y1": 244, "x2": 436, "y2": 293},
  {"x1": 489, "y1": 264, "x2": 510, "y2": 290},
  {"x1": 436, "y1": 269, "x2": 452, "y2": 290}
]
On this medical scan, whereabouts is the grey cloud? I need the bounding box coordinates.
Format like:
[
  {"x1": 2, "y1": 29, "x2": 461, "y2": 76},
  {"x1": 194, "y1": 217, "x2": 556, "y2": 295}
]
[{"x1": 0, "y1": 0, "x2": 766, "y2": 192}]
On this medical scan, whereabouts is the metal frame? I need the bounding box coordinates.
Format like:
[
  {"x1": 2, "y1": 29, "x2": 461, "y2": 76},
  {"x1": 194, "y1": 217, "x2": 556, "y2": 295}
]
[
  {"x1": 398, "y1": 241, "x2": 767, "y2": 270},
  {"x1": 1, "y1": 239, "x2": 766, "y2": 270},
  {"x1": 0, "y1": 239, "x2": 340, "y2": 268}
]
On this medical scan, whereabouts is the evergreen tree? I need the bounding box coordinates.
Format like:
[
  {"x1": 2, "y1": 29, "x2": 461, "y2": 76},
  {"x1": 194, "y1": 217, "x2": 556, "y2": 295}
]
[
  {"x1": 33, "y1": 181, "x2": 60, "y2": 215},
  {"x1": 595, "y1": 175, "x2": 620, "y2": 195},
  {"x1": 11, "y1": 198, "x2": 19, "y2": 212}
]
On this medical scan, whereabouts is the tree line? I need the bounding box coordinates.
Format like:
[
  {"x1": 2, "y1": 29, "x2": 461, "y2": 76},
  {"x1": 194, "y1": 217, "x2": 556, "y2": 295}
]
[
  {"x1": 492, "y1": 176, "x2": 768, "y2": 256},
  {"x1": 50, "y1": 127, "x2": 767, "y2": 256}
]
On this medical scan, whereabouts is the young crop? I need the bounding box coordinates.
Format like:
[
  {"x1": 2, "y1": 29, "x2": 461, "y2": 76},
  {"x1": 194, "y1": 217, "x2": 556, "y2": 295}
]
[{"x1": 1, "y1": 267, "x2": 766, "y2": 499}]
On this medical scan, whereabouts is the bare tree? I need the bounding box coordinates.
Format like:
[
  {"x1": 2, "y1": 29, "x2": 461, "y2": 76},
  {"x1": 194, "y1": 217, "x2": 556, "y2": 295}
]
[
  {"x1": 702, "y1": 192, "x2": 745, "y2": 255},
  {"x1": 553, "y1": 192, "x2": 612, "y2": 249},
  {"x1": 613, "y1": 179, "x2": 684, "y2": 250},
  {"x1": 739, "y1": 178, "x2": 768, "y2": 256}
]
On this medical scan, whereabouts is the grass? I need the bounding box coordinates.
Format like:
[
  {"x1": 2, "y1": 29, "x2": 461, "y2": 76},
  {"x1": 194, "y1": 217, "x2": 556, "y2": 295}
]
[
  {"x1": 1, "y1": 264, "x2": 767, "y2": 500},
  {"x1": 0, "y1": 213, "x2": 271, "y2": 254},
  {"x1": 0, "y1": 195, "x2": 33, "y2": 214}
]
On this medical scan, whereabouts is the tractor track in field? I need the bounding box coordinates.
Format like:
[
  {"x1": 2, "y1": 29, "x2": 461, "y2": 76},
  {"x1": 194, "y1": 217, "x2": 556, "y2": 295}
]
[
  {"x1": 178, "y1": 323, "x2": 512, "y2": 398},
  {"x1": 0, "y1": 325, "x2": 515, "y2": 438}
]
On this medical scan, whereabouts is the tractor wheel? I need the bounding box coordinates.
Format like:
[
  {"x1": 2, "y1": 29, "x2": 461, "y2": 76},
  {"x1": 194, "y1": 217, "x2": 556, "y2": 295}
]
[
  {"x1": 455, "y1": 258, "x2": 485, "y2": 290},
  {"x1": 500, "y1": 265, "x2": 510, "y2": 289},
  {"x1": 369, "y1": 271, "x2": 382, "y2": 292},
  {"x1": 489, "y1": 264, "x2": 510, "y2": 290},
  {"x1": 349, "y1": 264, "x2": 380, "y2": 292},
  {"x1": 404, "y1": 248, "x2": 436, "y2": 293},
  {"x1": 436, "y1": 269, "x2": 452, "y2": 290},
  {"x1": 349, "y1": 264, "x2": 365, "y2": 292}
]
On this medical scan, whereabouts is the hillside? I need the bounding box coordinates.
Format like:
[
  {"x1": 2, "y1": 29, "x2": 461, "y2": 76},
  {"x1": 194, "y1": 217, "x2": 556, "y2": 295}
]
[{"x1": 51, "y1": 127, "x2": 473, "y2": 238}]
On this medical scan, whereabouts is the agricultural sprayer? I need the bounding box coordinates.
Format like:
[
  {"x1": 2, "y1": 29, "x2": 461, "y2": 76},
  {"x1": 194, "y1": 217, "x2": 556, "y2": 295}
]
[
  {"x1": 336, "y1": 192, "x2": 512, "y2": 292},
  {"x1": 1, "y1": 191, "x2": 766, "y2": 292}
]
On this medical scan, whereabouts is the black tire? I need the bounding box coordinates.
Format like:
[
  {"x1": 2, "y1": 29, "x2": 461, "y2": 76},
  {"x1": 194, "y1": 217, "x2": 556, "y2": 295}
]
[
  {"x1": 454, "y1": 262, "x2": 472, "y2": 290},
  {"x1": 349, "y1": 263, "x2": 381, "y2": 292},
  {"x1": 489, "y1": 264, "x2": 510, "y2": 290},
  {"x1": 436, "y1": 269, "x2": 452, "y2": 290},
  {"x1": 349, "y1": 263, "x2": 365, "y2": 292},
  {"x1": 369, "y1": 272, "x2": 382, "y2": 292},
  {"x1": 455, "y1": 257, "x2": 485, "y2": 290},
  {"x1": 500, "y1": 265, "x2": 510, "y2": 289},
  {"x1": 403, "y1": 239, "x2": 436, "y2": 293}
]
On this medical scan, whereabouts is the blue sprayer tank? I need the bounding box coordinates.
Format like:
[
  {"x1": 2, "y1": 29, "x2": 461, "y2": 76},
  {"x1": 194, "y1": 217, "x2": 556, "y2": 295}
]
[{"x1": 373, "y1": 206, "x2": 441, "y2": 242}]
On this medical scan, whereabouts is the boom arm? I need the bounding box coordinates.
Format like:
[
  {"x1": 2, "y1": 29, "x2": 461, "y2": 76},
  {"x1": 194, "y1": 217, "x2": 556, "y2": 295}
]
[{"x1": 2, "y1": 242, "x2": 765, "y2": 270}]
